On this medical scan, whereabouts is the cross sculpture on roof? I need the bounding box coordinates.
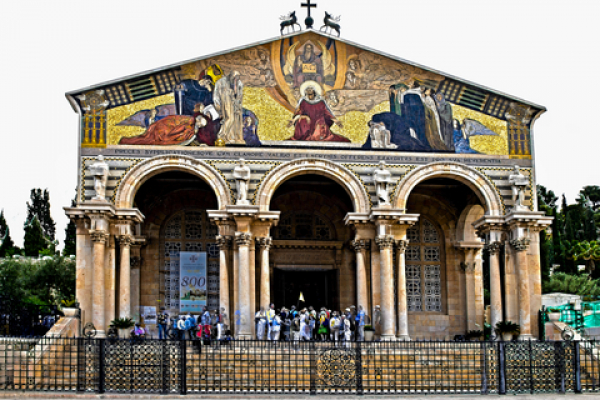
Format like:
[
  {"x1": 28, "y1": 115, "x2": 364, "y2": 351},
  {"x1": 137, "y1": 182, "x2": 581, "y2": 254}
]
[{"x1": 301, "y1": 0, "x2": 317, "y2": 29}]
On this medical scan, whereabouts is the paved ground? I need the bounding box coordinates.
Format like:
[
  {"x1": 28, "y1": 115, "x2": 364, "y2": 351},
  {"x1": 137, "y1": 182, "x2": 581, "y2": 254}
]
[{"x1": 0, "y1": 393, "x2": 599, "y2": 399}]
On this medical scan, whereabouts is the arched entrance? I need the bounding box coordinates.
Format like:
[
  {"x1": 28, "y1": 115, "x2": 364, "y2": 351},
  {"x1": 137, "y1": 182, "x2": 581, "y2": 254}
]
[{"x1": 267, "y1": 174, "x2": 355, "y2": 312}]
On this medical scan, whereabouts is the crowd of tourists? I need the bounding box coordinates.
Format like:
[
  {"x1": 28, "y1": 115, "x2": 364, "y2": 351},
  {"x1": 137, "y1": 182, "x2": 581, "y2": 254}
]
[
  {"x1": 151, "y1": 303, "x2": 376, "y2": 342},
  {"x1": 255, "y1": 304, "x2": 374, "y2": 343}
]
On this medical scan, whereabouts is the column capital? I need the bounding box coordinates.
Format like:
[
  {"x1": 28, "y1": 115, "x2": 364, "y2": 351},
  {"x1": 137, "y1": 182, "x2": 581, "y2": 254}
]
[
  {"x1": 130, "y1": 256, "x2": 142, "y2": 269},
  {"x1": 89, "y1": 230, "x2": 108, "y2": 243},
  {"x1": 256, "y1": 236, "x2": 272, "y2": 249},
  {"x1": 461, "y1": 262, "x2": 476, "y2": 272},
  {"x1": 485, "y1": 241, "x2": 502, "y2": 255},
  {"x1": 216, "y1": 235, "x2": 233, "y2": 249},
  {"x1": 351, "y1": 239, "x2": 370, "y2": 251},
  {"x1": 375, "y1": 235, "x2": 395, "y2": 249},
  {"x1": 117, "y1": 234, "x2": 133, "y2": 246},
  {"x1": 510, "y1": 238, "x2": 530, "y2": 252},
  {"x1": 235, "y1": 232, "x2": 252, "y2": 246},
  {"x1": 395, "y1": 239, "x2": 409, "y2": 253}
]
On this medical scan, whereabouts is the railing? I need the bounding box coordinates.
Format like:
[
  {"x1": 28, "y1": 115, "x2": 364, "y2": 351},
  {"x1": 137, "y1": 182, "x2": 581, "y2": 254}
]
[{"x1": 0, "y1": 337, "x2": 599, "y2": 395}]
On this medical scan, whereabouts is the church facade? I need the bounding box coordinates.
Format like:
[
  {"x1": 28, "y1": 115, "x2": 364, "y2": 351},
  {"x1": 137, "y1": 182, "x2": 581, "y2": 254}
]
[{"x1": 65, "y1": 30, "x2": 551, "y2": 340}]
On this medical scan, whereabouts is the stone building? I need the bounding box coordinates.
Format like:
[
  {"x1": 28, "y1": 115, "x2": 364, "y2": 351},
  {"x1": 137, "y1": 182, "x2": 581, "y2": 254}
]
[{"x1": 65, "y1": 29, "x2": 551, "y2": 340}]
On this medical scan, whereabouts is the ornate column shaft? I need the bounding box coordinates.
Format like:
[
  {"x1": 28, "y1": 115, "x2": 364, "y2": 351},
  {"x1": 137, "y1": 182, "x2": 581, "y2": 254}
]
[
  {"x1": 488, "y1": 242, "x2": 503, "y2": 338},
  {"x1": 90, "y1": 230, "x2": 107, "y2": 337},
  {"x1": 216, "y1": 235, "x2": 232, "y2": 321},
  {"x1": 352, "y1": 239, "x2": 369, "y2": 316},
  {"x1": 118, "y1": 235, "x2": 132, "y2": 318},
  {"x1": 257, "y1": 237, "x2": 272, "y2": 311},
  {"x1": 235, "y1": 232, "x2": 253, "y2": 339},
  {"x1": 73, "y1": 219, "x2": 92, "y2": 325},
  {"x1": 376, "y1": 235, "x2": 396, "y2": 340},
  {"x1": 396, "y1": 240, "x2": 409, "y2": 340},
  {"x1": 511, "y1": 238, "x2": 532, "y2": 339},
  {"x1": 462, "y1": 251, "x2": 477, "y2": 331}
]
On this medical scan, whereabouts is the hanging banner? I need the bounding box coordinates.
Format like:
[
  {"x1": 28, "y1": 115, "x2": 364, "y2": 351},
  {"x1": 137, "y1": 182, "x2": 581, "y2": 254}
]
[{"x1": 179, "y1": 252, "x2": 207, "y2": 313}]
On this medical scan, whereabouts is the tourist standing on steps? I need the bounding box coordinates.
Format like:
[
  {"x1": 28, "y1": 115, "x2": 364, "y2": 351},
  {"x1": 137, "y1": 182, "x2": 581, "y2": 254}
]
[
  {"x1": 157, "y1": 308, "x2": 168, "y2": 340},
  {"x1": 357, "y1": 305, "x2": 366, "y2": 341},
  {"x1": 255, "y1": 307, "x2": 267, "y2": 340},
  {"x1": 266, "y1": 303, "x2": 275, "y2": 340},
  {"x1": 271, "y1": 312, "x2": 281, "y2": 341}
]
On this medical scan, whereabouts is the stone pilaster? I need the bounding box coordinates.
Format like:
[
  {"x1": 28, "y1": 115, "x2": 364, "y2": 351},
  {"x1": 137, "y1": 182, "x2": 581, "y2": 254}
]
[
  {"x1": 73, "y1": 218, "x2": 92, "y2": 325},
  {"x1": 455, "y1": 242, "x2": 484, "y2": 331},
  {"x1": 257, "y1": 237, "x2": 272, "y2": 311},
  {"x1": 235, "y1": 232, "x2": 253, "y2": 339},
  {"x1": 351, "y1": 239, "x2": 369, "y2": 317},
  {"x1": 216, "y1": 235, "x2": 232, "y2": 322},
  {"x1": 487, "y1": 242, "x2": 503, "y2": 338},
  {"x1": 376, "y1": 235, "x2": 396, "y2": 340},
  {"x1": 117, "y1": 234, "x2": 133, "y2": 318},
  {"x1": 395, "y1": 239, "x2": 410, "y2": 340},
  {"x1": 510, "y1": 237, "x2": 532, "y2": 339},
  {"x1": 90, "y1": 229, "x2": 108, "y2": 337}
]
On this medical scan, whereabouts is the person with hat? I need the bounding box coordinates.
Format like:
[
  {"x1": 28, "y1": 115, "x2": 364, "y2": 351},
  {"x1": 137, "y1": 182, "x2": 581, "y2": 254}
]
[
  {"x1": 157, "y1": 308, "x2": 169, "y2": 340},
  {"x1": 330, "y1": 311, "x2": 340, "y2": 342}
]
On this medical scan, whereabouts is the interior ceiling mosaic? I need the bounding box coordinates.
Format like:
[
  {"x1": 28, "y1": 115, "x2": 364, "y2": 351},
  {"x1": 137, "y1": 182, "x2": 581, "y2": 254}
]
[{"x1": 75, "y1": 31, "x2": 542, "y2": 157}]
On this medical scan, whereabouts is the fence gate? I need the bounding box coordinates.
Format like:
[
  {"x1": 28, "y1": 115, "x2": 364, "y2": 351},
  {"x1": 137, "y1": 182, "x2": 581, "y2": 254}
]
[{"x1": 314, "y1": 346, "x2": 362, "y2": 393}]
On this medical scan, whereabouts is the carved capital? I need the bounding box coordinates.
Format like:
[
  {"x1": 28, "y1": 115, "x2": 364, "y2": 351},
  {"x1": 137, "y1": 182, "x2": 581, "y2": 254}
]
[
  {"x1": 396, "y1": 239, "x2": 409, "y2": 253},
  {"x1": 510, "y1": 238, "x2": 530, "y2": 252},
  {"x1": 461, "y1": 262, "x2": 476, "y2": 272},
  {"x1": 256, "y1": 236, "x2": 272, "y2": 250},
  {"x1": 130, "y1": 256, "x2": 142, "y2": 269},
  {"x1": 215, "y1": 235, "x2": 233, "y2": 249},
  {"x1": 351, "y1": 239, "x2": 370, "y2": 252},
  {"x1": 89, "y1": 230, "x2": 108, "y2": 244},
  {"x1": 117, "y1": 235, "x2": 133, "y2": 247},
  {"x1": 485, "y1": 241, "x2": 502, "y2": 255},
  {"x1": 375, "y1": 235, "x2": 395, "y2": 249},
  {"x1": 235, "y1": 232, "x2": 252, "y2": 247}
]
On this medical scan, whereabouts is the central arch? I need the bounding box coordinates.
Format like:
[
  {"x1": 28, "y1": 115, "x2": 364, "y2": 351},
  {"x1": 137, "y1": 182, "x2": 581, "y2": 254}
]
[
  {"x1": 254, "y1": 158, "x2": 370, "y2": 213},
  {"x1": 114, "y1": 155, "x2": 232, "y2": 210},
  {"x1": 393, "y1": 162, "x2": 503, "y2": 216}
]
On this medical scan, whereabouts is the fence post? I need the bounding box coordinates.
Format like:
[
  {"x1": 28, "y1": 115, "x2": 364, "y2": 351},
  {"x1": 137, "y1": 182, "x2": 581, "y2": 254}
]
[
  {"x1": 356, "y1": 342, "x2": 363, "y2": 395},
  {"x1": 498, "y1": 341, "x2": 506, "y2": 395},
  {"x1": 481, "y1": 341, "x2": 488, "y2": 394},
  {"x1": 180, "y1": 339, "x2": 187, "y2": 395},
  {"x1": 98, "y1": 339, "x2": 105, "y2": 394},
  {"x1": 309, "y1": 340, "x2": 316, "y2": 395},
  {"x1": 77, "y1": 338, "x2": 84, "y2": 392},
  {"x1": 574, "y1": 341, "x2": 582, "y2": 393}
]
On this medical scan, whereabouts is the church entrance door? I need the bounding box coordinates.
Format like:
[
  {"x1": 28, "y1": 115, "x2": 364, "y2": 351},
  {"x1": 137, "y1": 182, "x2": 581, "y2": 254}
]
[{"x1": 273, "y1": 268, "x2": 338, "y2": 311}]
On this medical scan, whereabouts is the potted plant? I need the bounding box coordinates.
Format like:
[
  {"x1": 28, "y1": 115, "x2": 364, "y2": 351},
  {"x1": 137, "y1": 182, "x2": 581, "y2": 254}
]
[
  {"x1": 111, "y1": 317, "x2": 135, "y2": 338},
  {"x1": 546, "y1": 308, "x2": 561, "y2": 322},
  {"x1": 465, "y1": 330, "x2": 483, "y2": 341},
  {"x1": 494, "y1": 321, "x2": 520, "y2": 341},
  {"x1": 364, "y1": 325, "x2": 375, "y2": 341}
]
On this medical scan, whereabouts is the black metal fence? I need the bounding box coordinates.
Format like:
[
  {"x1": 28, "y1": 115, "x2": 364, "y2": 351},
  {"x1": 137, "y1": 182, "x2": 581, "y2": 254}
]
[
  {"x1": 1, "y1": 337, "x2": 600, "y2": 395},
  {"x1": 0, "y1": 297, "x2": 63, "y2": 337}
]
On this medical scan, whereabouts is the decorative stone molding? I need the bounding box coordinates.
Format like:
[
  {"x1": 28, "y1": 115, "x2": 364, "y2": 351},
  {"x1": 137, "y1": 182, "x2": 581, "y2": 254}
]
[
  {"x1": 394, "y1": 162, "x2": 504, "y2": 216},
  {"x1": 216, "y1": 235, "x2": 233, "y2": 249},
  {"x1": 395, "y1": 239, "x2": 409, "y2": 253},
  {"x1": 130, "y1": 256, "x2": 142, "y2": 269},
  {"x1": 460, "y1": 262, "x2": 476, "y2": 272},
  {"x1": 510, "y1": 238, "x2": 530, "y2": 252},
  {"x1": 235, "y1": 233, "x2": 252, "y2": 246},
  {"x1": 375, "y1": 235, "x2": 395, "y2": 249},
  {"x1": 351, "y1": 239, "x2": 370, "y2": 251},
  {"x1": 485, "y1": 241, "x2": 502, "y2": 255},
  {"x1": 114, "y1": 155, "x2": 232, "y2": 210},
  {"x1": 117, "y1": 235, "x2": 133, "y2": 247},
  {"x1": 256, "y1": 236, "x2": 272, "y2": 249},
  {"x1": 89, "y1": 230, "x2": 108, "y2": 243},
  {"x1": 254, "y1": 158, "x2": 370, "y2": 213}
]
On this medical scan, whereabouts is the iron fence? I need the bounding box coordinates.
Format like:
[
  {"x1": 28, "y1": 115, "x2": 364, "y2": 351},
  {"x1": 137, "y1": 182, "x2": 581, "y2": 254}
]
[
  {"x1": 1, "y1": 337, "x2": 599, "y2": 395},
  {"x1": 0, "y1": 297, "x2": 63, "y2": 337}
]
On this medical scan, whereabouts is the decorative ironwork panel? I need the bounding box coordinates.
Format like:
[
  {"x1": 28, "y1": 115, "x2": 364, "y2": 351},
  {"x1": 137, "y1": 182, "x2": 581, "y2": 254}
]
[
  {"x1": 164, "y1": 241, "x2": 181, "y2": 258},
  {"x1": 164, "y1": 217, "x2": 181, "y2": 239},
  {"x1": 423, "y1": 219, "x2": 439, "y2": 243},
  {"x1": 406, "y1": 264, "x2": 422, "y2": 312},
  {"x1": 207, "y1": 243, "x2": 219, "y2": 258},
  {"x1": 184, "y1": 211, "x2": 203, "y2": 239},
  {"x1": 315, "y1": 347, "x2": 357, "y2": 391},
  {"x1": 407, "y1": 225, "x2": 419, "y2": 242},
  {"x1": 424, "y1": 246, "x2": 440, "y2": 261},
  {"x1": 406, "y1": 245, "x2": 420, "y2": 261},
  {"x1": 185, "y1": 242, "x2": 202, "y2": 252}
]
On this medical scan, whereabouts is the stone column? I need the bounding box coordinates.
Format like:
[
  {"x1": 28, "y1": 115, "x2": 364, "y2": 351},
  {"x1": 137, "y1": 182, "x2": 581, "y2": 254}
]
[
  {"x1": 511, "y1": 238, "x2": 532, "y2": 339},
  {"x1": 376, "y1": 235, "x2": 396, "y2": 340},
  {"x1": 488, "y1": 242, "x2": 503, "y2": 339},
  {"x1": 351, "y1": 239, "x2": 369, "y2": 316},
  {"x1": 257, "y1": 237, "x2": 272, "y2": 311},
  {"x1": 396, "y1": 239, "x2": 410, "y2": 340},
  {"x1": 235, "y1": 232, "x2": 252, "y2": 339},
  {"x1": 216, "y1": 235, "x2": 232, "y2": 321},
  {"x1": 74, "y1": 219, "x2": 92, "y2": 325},
  {"x1": 118, "y1": 235, "x2": 132, "y2": 318},
  {"x1": 462, "y1": 251, "x2": 477, "y2": 331},
  {"x1": 90, "y1": 230, "x2": 107, "y2": 337}
]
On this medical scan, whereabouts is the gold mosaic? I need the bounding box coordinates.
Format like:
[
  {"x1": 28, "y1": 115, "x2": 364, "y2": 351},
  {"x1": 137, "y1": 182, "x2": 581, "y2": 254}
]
[
  {"x1": 450, "y1": 104, "x2": 508, "y2": 155},
  {"x1": 106, "y1": 94, "x2": 175, "y2": 145}
]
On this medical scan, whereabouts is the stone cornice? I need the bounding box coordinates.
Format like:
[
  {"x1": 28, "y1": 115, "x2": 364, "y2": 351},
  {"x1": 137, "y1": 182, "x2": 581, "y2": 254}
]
[
  {"x1": 272, "y1": 240, "x2": 344, "y2": 250},
  {"x1": 453, "y1": 241, "x2": 485, "y2": 250}
]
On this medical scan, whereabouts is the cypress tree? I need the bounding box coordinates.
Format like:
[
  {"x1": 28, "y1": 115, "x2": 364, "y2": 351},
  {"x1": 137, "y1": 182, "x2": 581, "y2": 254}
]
[
  {"x1": 0, "y1": 210, "x2": 15, "y2": 257},
  {"x1": 26, "y1": 189, "x2": 56, "y2": 241},
  {"x1": 23, "y1": 216, "x2": 47, "y2": 257},
  {"x1": 62, "y1": 219, "x2": 76, "y2": 256}
]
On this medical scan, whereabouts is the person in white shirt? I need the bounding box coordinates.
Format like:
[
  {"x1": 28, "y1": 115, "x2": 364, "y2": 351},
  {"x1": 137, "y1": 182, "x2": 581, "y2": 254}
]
[{"x1": 271, "y1": 313, "x2": 281, "y2": 341}]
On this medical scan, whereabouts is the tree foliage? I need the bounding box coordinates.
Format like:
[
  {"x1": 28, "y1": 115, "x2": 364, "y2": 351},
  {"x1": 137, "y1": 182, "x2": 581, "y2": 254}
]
[
  {"x1": 542, "y1": 272, "x2": 600, "y2": 296},
  {"x1": 23, "y1": 217, "x2": 47, "y2": 257},
  {"x1": 26, "y1": 189, "x2": 55, "y2": 242},
  {"x1": 62, "y1": 200, "x2": 76, "y2": 257},
  {"x1": 0, "y1": 257, "x2": 75, "y2": 305},
  {"x1": 0, "y1": 210, "x2": 15, "y2": 257}
]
